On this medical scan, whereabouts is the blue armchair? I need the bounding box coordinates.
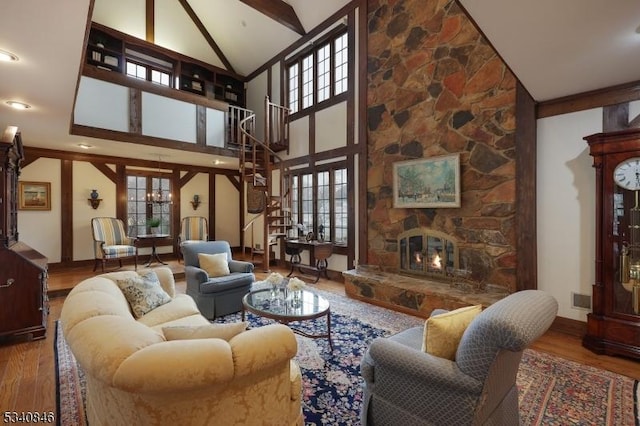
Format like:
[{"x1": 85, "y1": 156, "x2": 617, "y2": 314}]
[
  {"x1": 182, "y1": 241, "x2": 254, "y2": 319},
  {"x1": 360, "y1": 290, "x2": 558, "y2": 426}
]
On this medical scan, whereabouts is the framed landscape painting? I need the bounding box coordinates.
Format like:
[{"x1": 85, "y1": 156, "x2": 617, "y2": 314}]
[
  {"x1": 19, "y1": 181, "x2": 51, "y2": 210},
  {"x1": 393, "y1": 154, "x2": 461, "y2": 208}
]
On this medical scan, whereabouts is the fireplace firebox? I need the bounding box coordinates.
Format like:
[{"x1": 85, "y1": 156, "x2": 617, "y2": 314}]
[{"x1": 398, "y1": 229, "x2": 458, "y2": 279}]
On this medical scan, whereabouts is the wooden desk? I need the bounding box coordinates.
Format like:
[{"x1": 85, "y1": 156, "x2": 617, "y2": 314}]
[
  {"x1": 137, "y1": 234, "x2": 170, "y2": 266},
  {"x1": 285, "y1": 239, "x2": 333, "y2": 283}
]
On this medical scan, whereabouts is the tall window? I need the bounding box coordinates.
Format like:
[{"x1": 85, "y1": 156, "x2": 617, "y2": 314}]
[
  {"x1": 287, "y1": 164, "x2": 348, "y2": 245},
  {"x1": 286, "y1": 29, "x2": 348, "y2": 114},
  {"x1": 301, "y1": 54, "x2": 314, "y2": 109},
  {"x1": 334, "y1": 32, "x2": 348, "y2": 95},
  {"x1": 301, "y1": 173, "x2": 314, "y2": 232},
  {"x1": 334, "y1": 168, "x2": 348, "y2": 244},
  {"x1": 127, "y1": 174, "x2": 172, "y2": 236},
  {"x1": 317, "y1": 43, "x2": 331, "y2": 103},
  {"x1": 288, "y1": 63, "x2": 299, "y2": 114}
]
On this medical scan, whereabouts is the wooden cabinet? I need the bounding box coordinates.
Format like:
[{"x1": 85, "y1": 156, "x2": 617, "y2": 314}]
[
  {"x1": 584, "y1": 128, "x2": 640, "y2": 359},
  {"x1": 0, "y1": 127, "x2": 48, "y2": 342}
]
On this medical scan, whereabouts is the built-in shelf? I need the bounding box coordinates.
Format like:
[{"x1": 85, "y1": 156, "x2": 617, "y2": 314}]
[
  {"x1": 88, "y1": 198, "x2": 102, "y2": 209},
  {"x1": 85, "y1": 23, "x2": 246, "y2": 107}
]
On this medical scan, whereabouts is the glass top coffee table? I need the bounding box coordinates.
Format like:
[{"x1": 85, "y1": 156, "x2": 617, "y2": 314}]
[{"x1": 242, "y1": 288, "x2": 333, "y2": 351}]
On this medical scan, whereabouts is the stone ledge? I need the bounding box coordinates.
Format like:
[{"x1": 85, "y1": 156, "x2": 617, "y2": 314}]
[{"x1": 343, "y1": 267, "x2": 510, "y2": 319}]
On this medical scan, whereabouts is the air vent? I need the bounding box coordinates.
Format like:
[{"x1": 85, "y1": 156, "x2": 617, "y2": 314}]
[{"x1": 572, "y1": 292, "x2": 591, "y2": 310}]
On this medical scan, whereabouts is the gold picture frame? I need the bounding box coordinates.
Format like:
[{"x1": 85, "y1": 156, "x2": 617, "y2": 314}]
[
  {"x1": 393, "y1": 154, "x2": 461, "y2": 208},
  {"x1": 19, "y1": 181, "x2": 51, "y2": 210}
]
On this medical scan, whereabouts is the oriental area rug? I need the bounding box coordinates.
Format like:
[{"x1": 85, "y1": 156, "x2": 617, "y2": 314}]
[{"x1": 55, "y1": 287, "x2": 639, "y2": 426}]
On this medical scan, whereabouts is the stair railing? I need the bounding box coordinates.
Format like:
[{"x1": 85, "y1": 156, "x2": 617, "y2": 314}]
[{"x1": 239, "y1": 96, "x2": 291, "y2": 271}]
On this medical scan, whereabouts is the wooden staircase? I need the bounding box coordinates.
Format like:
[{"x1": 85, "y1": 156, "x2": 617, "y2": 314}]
[{"x1": 239, "y1": 96, "x2": 291, "y2": 271}]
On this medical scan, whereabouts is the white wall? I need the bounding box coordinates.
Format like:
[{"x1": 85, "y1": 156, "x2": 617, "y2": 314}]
[
  {"x1": 215, "y1": 175, "x2": 240, "y2": 246},
  {"x1": 537, "y1": 108, "x2": 602, "y2": 320},
  {"x1": 18, "y1": 159, "x2": 62, "y2": 262},
  {"x1": 73, "y1": 161, "x2": 116, "y2": 261},
  {"x1": 316, "y1": 102, "x2": 347, "y2": 152},
  {"x1": 246, "y1": 70, "x2": 268, "y2": 142},
  {"x1": 75, "y1": 77, "x2": 129, "y2": 132}
]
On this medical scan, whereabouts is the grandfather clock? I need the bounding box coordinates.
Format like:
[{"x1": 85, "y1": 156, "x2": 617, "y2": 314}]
[{"x1": 584, "y1": 128, "x2": 640, "y2": 359}]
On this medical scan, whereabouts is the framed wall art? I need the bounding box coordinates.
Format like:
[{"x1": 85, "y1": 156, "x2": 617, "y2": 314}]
[
  {"x1": 393, "y1": 154, "x2": 461, "y2": 208},
  {"x1": 18, "y1": 181, "x2": 51, "y2": 210}
]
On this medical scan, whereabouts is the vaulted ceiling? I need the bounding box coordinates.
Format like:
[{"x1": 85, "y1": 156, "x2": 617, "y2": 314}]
[{"x1": 1, "y1": 0, "x2": 639, "y2": 167}]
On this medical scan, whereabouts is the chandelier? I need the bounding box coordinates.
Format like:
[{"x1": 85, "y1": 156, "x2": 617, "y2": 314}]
[{"x1": 146, "y1": 155, "x2": 173, "y2": 205}]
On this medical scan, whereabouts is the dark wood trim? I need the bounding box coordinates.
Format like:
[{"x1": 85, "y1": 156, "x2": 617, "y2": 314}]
[
  {"x1": 603, "y1": 103, "x2": 630, "y2": 132},
  {"x1": 61, "y1": 160, "x2": 73, "y2": 265},
  {"x1": 282, "y1": 144, "x2": 360, "y2": 168},
  {"x1": 116, "y1": 164, "x2": 127, "y2": 220},
  {"x1": 357, "y1": 0, "x2": 368, "y2": 266},
  {"x1": 515, "y1": 81, "x2": 537, "y2": 291},
  {"x1": 538, "y1": 80, "x2": 640, "y2": 119},
  {"x1": 226, "y1": 175, "x2": 241, "y2": 192},
  {"x1": 82, "y1": 64, "x2": 230, "y2": 111},
  {"x1": 240, "y1": 0, "x2": 305, "y2": 35},
  {"x1": 70, "y1": 124, "x2": 239, "y2": 158},
  {"x1": 145, "y1": 0, "x2": 154, "y2": 43},
  {"x1": 309, "y1": 114, "x2": 316, "y2": 157},
  {"x1": 550, "y1": 316, "x2": 587, "y2": 339},
  {"x1": 23, "y1": 146, "x2": 239, "y2": 176},
  {"x1": 177, "y1": 0, "x2": 235, "y2": 73},
  {"x1": 129, "y1": 88, "x2": 142, "y2": 134},
  {"x1": 246, "y1": 0, "x2": 359, "y2": 80},
  {"x1": 178, "y1": 171, "x2": 199, "y2": 188},
  {"x1": 90, "y1": 162, "x2": 117, "y2": 183},
  {"x1": 209, "y1": 173, "x2": 216, "y2": 240}
]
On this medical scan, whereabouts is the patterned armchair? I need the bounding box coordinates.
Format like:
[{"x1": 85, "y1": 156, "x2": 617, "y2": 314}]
[
  {"x1": 177, "y1": 216, "x2": 209, "y2": 262},
  {"x1": 360, "y1": 290, "x2": 558, "y2": 426},
  {"x1": 91, "y1": 217, "x2": 138, "y2": 272}
]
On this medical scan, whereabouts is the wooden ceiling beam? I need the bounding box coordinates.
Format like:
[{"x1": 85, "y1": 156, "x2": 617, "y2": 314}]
[
  {"x1": 177, "y1": 0, "x2": 236, "y2": 74},
  {"x1": 240, "y1": 0, "x2": 306, "y2": 35}
]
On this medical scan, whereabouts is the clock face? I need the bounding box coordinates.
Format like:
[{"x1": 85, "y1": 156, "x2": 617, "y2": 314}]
[{"x1": 614, "y1": 157, "x2": 640, "y2": 190}]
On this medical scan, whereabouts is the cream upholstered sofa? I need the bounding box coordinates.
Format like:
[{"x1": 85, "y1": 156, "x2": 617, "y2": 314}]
[{"x1": 60, "y1": 267, "x2": 304, "y2": 426}]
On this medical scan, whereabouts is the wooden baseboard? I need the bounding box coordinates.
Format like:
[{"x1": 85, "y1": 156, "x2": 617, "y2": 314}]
[{"x1": 547, "y1": 316, "x2": 587, "y2": 338}]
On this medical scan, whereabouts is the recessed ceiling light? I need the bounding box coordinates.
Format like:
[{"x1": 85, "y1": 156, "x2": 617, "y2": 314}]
[
  {"x1": 78, "y1": 143, "x2": 93, "y2": 149},
  {"x1": 0, "y1": 49, "x2": 19, "y2": 62},
  {"x1": 5, "y1": 100, "x2": 31, "y2": 110}
]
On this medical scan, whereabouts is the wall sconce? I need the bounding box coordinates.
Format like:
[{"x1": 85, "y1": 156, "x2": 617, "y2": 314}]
[
  {"x1": 88, "y1": 189, "x2": 102, "y2": 209},
  {"x1": 191, "y1": 194, "x2": 201, "y2": 210}
]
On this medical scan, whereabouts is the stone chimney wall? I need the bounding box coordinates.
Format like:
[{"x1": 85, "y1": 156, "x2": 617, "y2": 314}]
[{"x1": 366, "y1": 0, "x2": 517, "y2": 291}]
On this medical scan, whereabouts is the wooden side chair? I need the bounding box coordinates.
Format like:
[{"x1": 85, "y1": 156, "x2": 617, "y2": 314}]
[{"x1": 91, "y1": 217, "x2": 138, "y2": 272}]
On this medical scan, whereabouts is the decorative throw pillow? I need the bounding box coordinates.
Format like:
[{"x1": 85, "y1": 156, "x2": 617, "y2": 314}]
[
  {"x1": 162, "y1": 322, "x2": 248, "y2": 341},
  {"x1": 116, "y1": 270, "x2": 172, "y2": 319},
  {"x1": 422, "y1": 305, "x2": 482, "y2": 360},
  {"x1": 198, "y1": 252, "x2": 230, "y2": 277}
]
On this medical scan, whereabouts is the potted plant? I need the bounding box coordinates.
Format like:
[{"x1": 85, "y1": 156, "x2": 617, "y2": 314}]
[{"x1": 146, "y1": 217, "x2": 161, "y2": 234}]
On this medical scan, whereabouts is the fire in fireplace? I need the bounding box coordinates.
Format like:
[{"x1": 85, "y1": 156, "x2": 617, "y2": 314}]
[{"x1": 399, "y1": 229, "x2": 458, "y2": 279}]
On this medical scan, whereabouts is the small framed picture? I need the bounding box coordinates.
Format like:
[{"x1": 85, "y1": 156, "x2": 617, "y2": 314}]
[
  {"x1": 393, "y1": 154, "x2": 461, "y2": 208},
  {"x1": 19, "y1": 181, "x2": 51, "y2": 210}
]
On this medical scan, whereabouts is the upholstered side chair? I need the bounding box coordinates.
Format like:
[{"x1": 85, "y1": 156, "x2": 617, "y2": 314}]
[
  {"x1": 182, "y1": 241, "x2": 254, "y2": 319},
  {"x1": 177, "y1": 216, "x2": 209, "y2": 263},
  {"x1": 360, "y1": 290, "x2": 558, "y2": 426},
  {"x1": 91, "y1": 217, "x2": 138, "y2": 272}
]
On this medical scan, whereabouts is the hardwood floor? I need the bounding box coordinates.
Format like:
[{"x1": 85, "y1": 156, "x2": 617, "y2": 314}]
[{"x1": 1, "y1": 259, "x2": 637, "y2": 416}]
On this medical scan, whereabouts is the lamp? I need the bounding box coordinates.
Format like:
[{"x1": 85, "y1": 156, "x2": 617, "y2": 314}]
[{"x1": 146, "y1": 155, "x2": 173, "y2": 205}]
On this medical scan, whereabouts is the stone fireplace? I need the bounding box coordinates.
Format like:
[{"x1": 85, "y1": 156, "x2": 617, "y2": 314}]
[{"x1": 344, "y1": 227, "x2": 510, "y2": 318}]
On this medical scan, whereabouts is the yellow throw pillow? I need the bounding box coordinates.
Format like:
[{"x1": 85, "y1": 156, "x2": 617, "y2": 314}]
[
  {"x1": 198, "y1": 252, "x2": 230, "y2": 277},
  {"x1": 422, "y1": 305, "x2": 482, "y2": 360},
  {"x1": 162, "y1": 322, "x2": 247, "y2": 341}
]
